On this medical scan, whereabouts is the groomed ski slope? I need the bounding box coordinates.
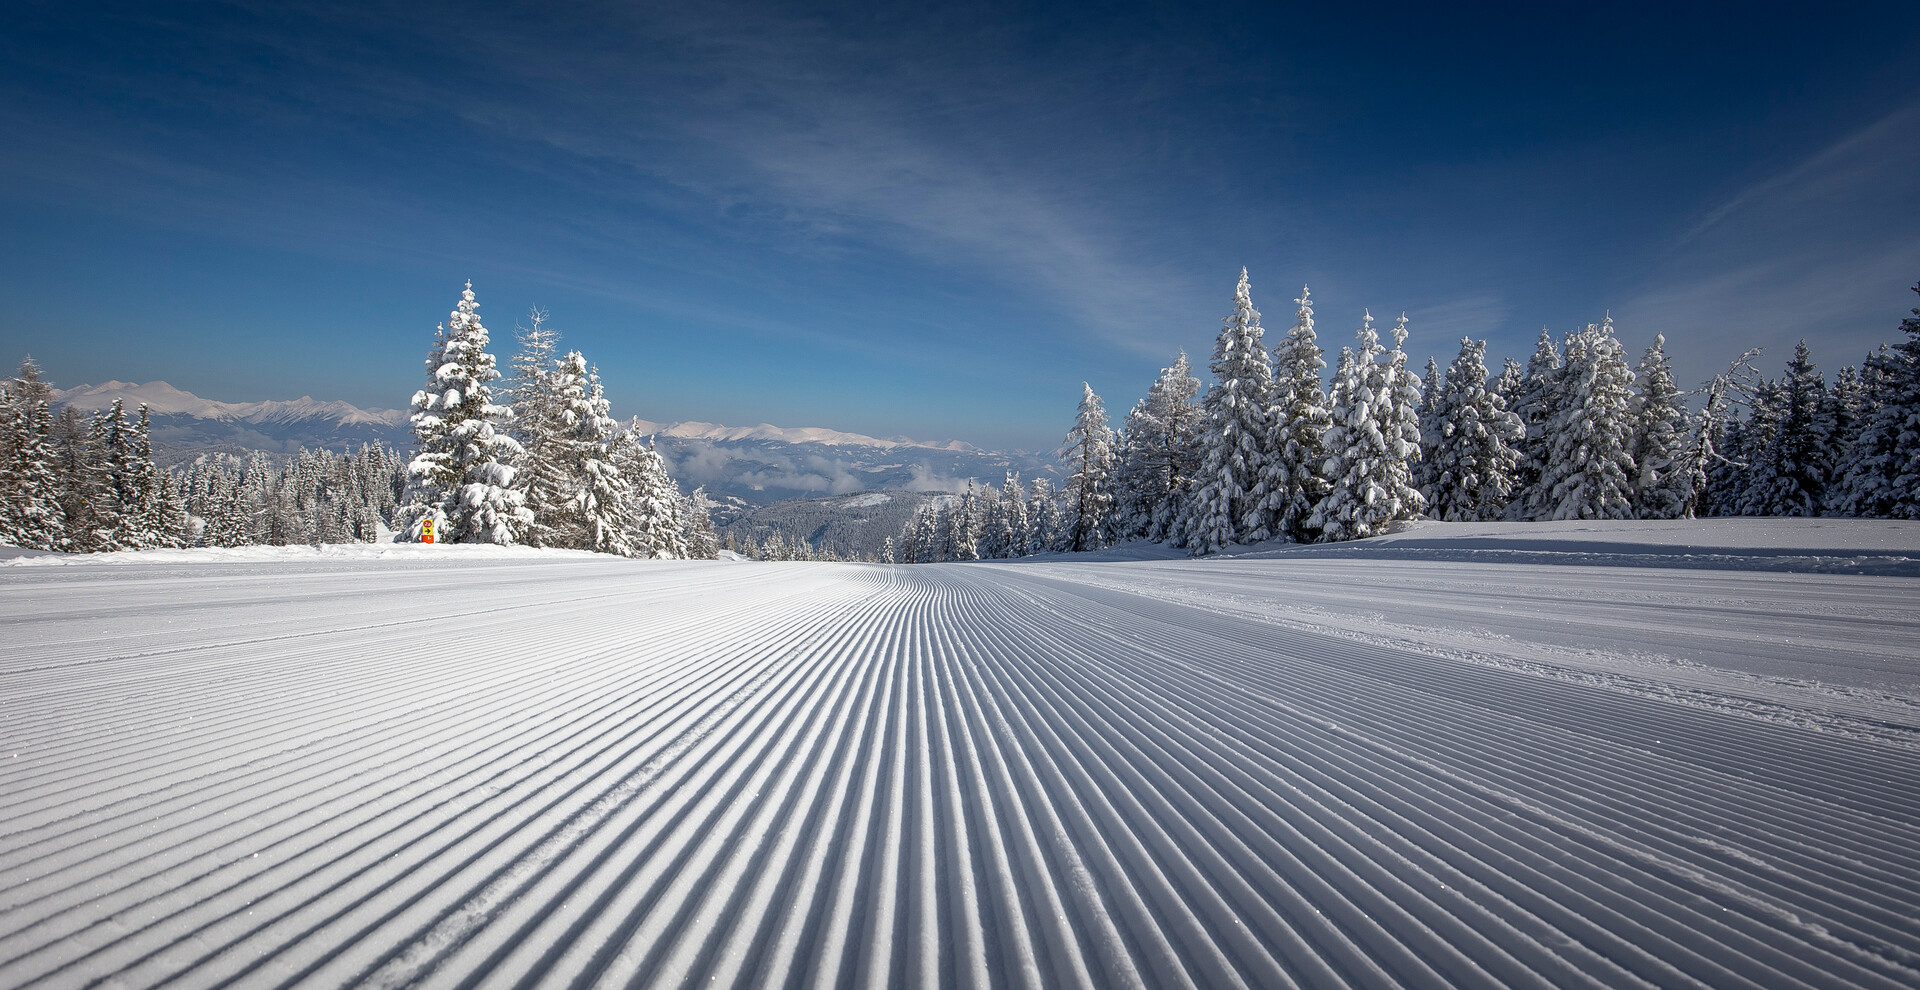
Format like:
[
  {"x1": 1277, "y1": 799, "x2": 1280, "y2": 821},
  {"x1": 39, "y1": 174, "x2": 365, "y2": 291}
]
[{"x1": 3, "y1": 520, "x2": 1918, "y2": 989}]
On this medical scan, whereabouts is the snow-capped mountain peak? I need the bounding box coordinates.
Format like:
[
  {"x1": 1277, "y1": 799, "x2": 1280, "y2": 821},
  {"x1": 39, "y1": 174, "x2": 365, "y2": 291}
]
[
  {"x1": 52, "y1": 381, "x2": 407, "y2": 427},
  {"x1": 627, "y1": 418, "x2": 980, "y2": 453}
]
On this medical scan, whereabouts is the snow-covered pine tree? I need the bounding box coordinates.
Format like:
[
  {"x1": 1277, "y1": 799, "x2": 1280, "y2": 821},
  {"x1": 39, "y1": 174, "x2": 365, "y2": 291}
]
[
  {"x1": 679, "y1": 487, "x2": 721, "y2": 559},
  {"x1": 1823, "y1": 362, "x2": 1867, "y2": 506},
  {"x1": 1511, "y1": 329, "x2": 1563, "y2": 519},
  {"x1": 1311, "y1": 313, "x2": 1426, "y2": 541},
  {"x1": 1186, "y1": 269, "x2": 1276, "y2": 553},
  {"x1": 1834, "y1": 282, "x2": 1920, "y2": 518},
  {"x1": 1540, "y1": 318, "x2": 1637, "y2": 520},
  {"x1": 1310, "y1": 346, "x2": 1362, "y2": 539},
  {"x1": 127, "y1": 405, "x2": 182, "y2": 548},
  {"x1": 1629, "y1": 334, "x2": 1691, "y2": 519},
  {"x1": 1725, "y1": 378, "x2": 1783, "y2": 516},
  {"x1": 398, "y1": 282, "x2": 529, "y2": 543},
  {"x1": 1413, "y1": 356, "x2": 1445, "y2": 503},
  {"x1": 200, "y1": 469, "x2": 244, "y2": 547},
  {"x1": 1744, "y1": 340, "x2": 1829, "y2": 516},
  {"x1": 45, "y1": 406, "x2": 94, "y2": 549},
  {"x1": 88, "y1": 400, "x2": 142, "y2": 551},
  {"x1": 949, "y1": 480, "x2": 981, "y2": 560},
  {"x1": 909, "y1": 503, "x2": 939, "y2": 562},
  {"x1": 998, "y1": 471, "x2": 1028, "y2": 558},
  {"x1": 559, "y1": 358, "x2": 634, "y2": 555},
  {"x1": 1427, "y1": 337, "x2": 1524, "y2": 521},
  {"x1": 1111, "y1": 397, "x2": 1158, "y2": 542},
  {"x1": 976, "y1": 481, "x2": 1007, "y2": 559},
  {"x1": 615, "y1": 433, "x2": 686, "y2": 558},
  {"x1": 1832, "y1": 352, "x2": 1883, "y2": 515},
  {"x1": 1146, "y1": 352, "x2": 1204, "y2": 544},
  {"x1": 1111, "y1": 353, "x2": 1203, "y2": 546},
  {"x1": 0, "y1": 359, "x2": 66, "y2": 550},
  {"x1": 1260, "y1": 288, "x2": 1333, "y2": 543},
  {"x1": 1062, "y1": 382, "x2": 1115, "y2": 552},
  {"x1": 1380, "y1": 315, "x2": 1429, "y2": 519},
  {"x1": 1026, "y1": 477, "x2": 1061, "y2": 554},
  {"x1": 507, "y1": 309, "x2": 570, "y2": 547}
]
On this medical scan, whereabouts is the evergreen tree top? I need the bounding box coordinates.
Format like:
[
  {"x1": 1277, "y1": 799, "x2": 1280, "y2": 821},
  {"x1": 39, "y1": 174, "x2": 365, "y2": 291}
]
[
  {"x1": 1211, "y1": 268, "x2": 1272, "y2": 389},
  {"x1": 1354, "y1": 311, "x2": 1382, "y2": 360},
  {"x1": 1527, "y1": 328, "x2": 1562, "y2": 374}
]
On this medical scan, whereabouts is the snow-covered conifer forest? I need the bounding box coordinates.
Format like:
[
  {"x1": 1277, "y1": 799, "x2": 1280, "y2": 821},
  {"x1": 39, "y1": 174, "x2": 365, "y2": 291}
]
[
  {"x1": 4, "y1": 277, "x2": 1920, "y2": 990},
  {"x1": 894, "y1": 272, "x2": 1920, "y2": 561},
  {"x1": 5, "y1": 274, "x2": 1917, "y2": 559}
]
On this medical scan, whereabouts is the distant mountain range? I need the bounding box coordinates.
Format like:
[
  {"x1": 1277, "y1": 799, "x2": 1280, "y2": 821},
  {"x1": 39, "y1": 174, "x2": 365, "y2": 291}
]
[
  {"x1": 52, "y1": 381, "x2": 1059, "y2": 505},
  {"x1": 52, "y1": 381, "x2": 410, "y2": 461}
]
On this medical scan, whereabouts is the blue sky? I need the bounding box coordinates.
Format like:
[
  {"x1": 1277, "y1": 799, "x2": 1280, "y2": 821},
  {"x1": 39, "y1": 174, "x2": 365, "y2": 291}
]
[{"x1": 2, "y1": 1, "x2": 1917, "y2": 451}]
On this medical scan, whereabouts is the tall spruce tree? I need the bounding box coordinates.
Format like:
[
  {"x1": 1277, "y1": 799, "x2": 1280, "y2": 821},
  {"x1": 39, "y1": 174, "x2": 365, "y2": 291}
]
[
  {"x1": 1541, "y1": 319, "x2": 1637, "y2": 520},
  {"x1": 1727, "y1": 379, "x2": 1783, "y2": 515},
  {"x1": 564, "y1": 357, "x2": 634, "y2": 554},
  {"x1": 127, "y1": 405, "x2": 181, "y2": 548},
  {"x1": 1748, "y1": 340, "x2": 1829, "y2": 516},
  {"x1": 0, "y1": 360, "x2": 66, "y2": 550},
  {"x1": 1027, "y1": 478, "x2": 1061, "y2": 554},
  {"x1": 951, "y1": 480, "x2": 982, "y2": 560},
  {"x1": 999, "y1": 471, "x2": 1029, "y2": 557},
  {"x1": 1113, "y1": 352, "x2": 1203, "y2": 544},
  {"x1": 1427, "y1": 337, "x2": 1524, "y2": 521},
  {"x1": 507, "y1": 309, "x2": 570, "y2": 547},
  {"x1": 679, "y1": 487, "x2": 722, "y2": 559},
  {"x1": 975, "y1": 481, "x2": 1008, "y2": 559},
  {"x1": 1186, "y1": 268, "x2": 1276, "y2": 553},
  {"x1": 1111, "y1": 397, "x2": 1158, "y2": 542},
  {"x1": 1824, "y1": 362, "x2": 1867, "y2": 505},
  {"x1": 90, "y1": 400, "x2": 141, "y2": 551},
  {"x1": 1413, "y1": 356, "x2": 1446, "y2": 502},
  {"x1": 1311, "y1": 313, "x2": 1425, "y2": 541},
  {"x1": 1629, "y1": 334, "x2": 1692, "y2": 519},
  {"x1": 1062, "y1": 383, "x2": 1115, "y2": 552},
  {"x1": 1380, "y1": 316, "x2": 1429, "y2": 520},
  {"x1": 617, "y1": 434, "x2": 687, "y2": 558},
  {"x1": 1511, "y1": 329, "x2": 1564, "y2": 519},
  {"x1": 399, "y1": 282, "x2": 530, "y2": 543},
  {"x1": 1260, "y1": 287, "x2": 1333, "y2": 542}
]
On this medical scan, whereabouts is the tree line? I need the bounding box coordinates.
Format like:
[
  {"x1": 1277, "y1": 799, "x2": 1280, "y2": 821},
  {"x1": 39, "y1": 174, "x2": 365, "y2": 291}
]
[
  {"x1": 896, "y1": 270, "x2": 1920, "y2": 560},
  {"x1": 7, "y1": 273, "x2": 1916, "y2": 557}
]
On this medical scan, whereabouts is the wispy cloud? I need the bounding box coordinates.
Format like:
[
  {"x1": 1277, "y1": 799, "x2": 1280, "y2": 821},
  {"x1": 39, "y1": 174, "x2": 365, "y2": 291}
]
[
  {"x1": 1621, "y1": 102, "x2": 1920, "y2": 386},
  {"x1": 1402, "y1": 294, "x2": 1514, "y2": 353},
  {"x1": 399, "y1": 3, "x2": 1208, "y2": 354}
]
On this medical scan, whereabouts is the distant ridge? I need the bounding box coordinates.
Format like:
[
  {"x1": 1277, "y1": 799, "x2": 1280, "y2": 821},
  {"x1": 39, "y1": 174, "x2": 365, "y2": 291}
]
[
  {"x1": 53, "y1": 380, "x2": 407, "y2": 428},
  {"x1": 46, "y1": 381, "x2": 1058, "y2": 500},
  {"x1": 628, "y1": 417, "x2": 982, "y2": 453}
]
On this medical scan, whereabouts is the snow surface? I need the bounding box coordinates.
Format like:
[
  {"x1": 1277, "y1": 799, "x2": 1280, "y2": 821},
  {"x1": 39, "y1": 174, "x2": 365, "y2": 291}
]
[{"x1": 3, "y1": 521, "x2": 1918, "y2": 988}]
